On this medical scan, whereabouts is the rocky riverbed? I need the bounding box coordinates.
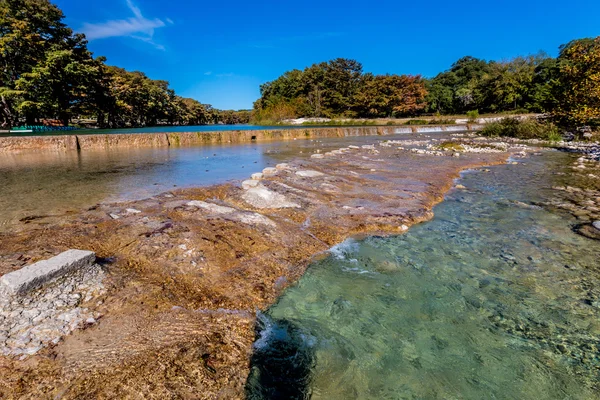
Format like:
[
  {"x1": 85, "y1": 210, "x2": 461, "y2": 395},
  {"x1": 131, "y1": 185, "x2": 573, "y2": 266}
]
[{"x1": 0, "y1": 135, "x2": 558, "y2": 398}]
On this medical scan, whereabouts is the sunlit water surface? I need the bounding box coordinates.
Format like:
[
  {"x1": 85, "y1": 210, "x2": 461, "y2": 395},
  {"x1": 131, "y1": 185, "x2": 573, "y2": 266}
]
[
  {"x1": 0, "y1": 134, "x2": 410, "y2": 230},
  {"x1": 247, "y1": 151, "x2": 600, "y2": 399}
]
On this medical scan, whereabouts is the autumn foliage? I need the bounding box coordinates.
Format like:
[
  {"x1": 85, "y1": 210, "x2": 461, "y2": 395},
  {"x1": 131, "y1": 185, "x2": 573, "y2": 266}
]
[
  {"x1": 254, "y1": 59, "x2": 428, "y2": 121},
  {"x1": 552, "y1": 37, "x2": 600, "y2": 127}
]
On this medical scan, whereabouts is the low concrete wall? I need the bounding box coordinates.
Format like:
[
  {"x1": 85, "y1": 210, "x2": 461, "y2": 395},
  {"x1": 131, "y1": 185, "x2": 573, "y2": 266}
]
[
  {"x1": 0, "y1": 250, "x2": 95, "y2": 295},
  {"x1": 0, "y1": 135, "x2": 78, "y2": 153},
  {"x1": 76, "y1": 132, "x2": 169, "y2": 150},
  {"x1": 0, "y1": 125, "x2": 480, "y2": 153}
]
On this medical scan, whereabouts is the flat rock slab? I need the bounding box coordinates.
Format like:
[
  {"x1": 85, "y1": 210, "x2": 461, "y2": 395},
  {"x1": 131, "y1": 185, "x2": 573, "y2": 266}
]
[
  {"x1": 0, "y1": 250, "x2": 95, "y2": 295},
  {"x1": 187, "y1": 200, "x2": 236, "y2": 214},
  {"x1": 296, "y1": 170, "x2": 325, "y2": 178},
  {"x1": 242, "y1": 186, "x2": 300, "y2": 209}
]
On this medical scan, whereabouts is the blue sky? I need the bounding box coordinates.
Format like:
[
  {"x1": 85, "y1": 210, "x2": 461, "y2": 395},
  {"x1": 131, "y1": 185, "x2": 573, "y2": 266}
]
[{"x1": 55, "y1": 0, "x2": 599, "y2": 110}]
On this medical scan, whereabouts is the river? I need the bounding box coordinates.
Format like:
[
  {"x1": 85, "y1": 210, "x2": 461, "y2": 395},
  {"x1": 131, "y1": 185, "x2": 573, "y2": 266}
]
[
  {"x1": 0, "y1": 133, "x2": 415, "y2": 231},
  {"x1": 246, "y1": 150, "x2": 600, "y2": 399}
]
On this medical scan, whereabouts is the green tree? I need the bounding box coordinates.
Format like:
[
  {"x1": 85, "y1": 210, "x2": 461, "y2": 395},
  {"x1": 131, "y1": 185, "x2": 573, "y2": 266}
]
[
  {"x1": 553, "y1": 37, "x2": 600, "y2": 127},
  {"x1": 15, "y1": 37, "x2": 104, "y2": 125},
  {"x1": 0, "y1": 0, "x2": 75, "y2": 126}
]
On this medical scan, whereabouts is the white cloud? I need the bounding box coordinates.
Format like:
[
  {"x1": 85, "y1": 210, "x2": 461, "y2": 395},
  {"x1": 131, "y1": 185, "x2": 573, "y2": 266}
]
[
  {"x1": 81, "y1": 0, "x2": 171, "y2": 49},
  {"x1": 204, "y1": 71, "x2": 212, "y2": 76}
]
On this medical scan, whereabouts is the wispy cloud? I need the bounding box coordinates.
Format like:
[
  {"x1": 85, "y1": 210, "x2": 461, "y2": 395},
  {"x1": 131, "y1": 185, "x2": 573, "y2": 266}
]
[
  {"x1": 81, "y1": 0, "x2": 172, "y2": 50},
  {"x1": 204, "y1": 71, "x2": 212, "y2": 76}
]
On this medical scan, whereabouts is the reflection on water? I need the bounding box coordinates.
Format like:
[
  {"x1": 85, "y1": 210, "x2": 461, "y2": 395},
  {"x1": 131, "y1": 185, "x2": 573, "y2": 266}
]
[
  {"x1": 247, "y1": 152, "x2": 600, "y2": 399},
  {"x1": 0, "y1": 134, "x2": 416, "y2": 230},
  {"x1": 0, "y1": 144, "x2": 267, "y2": 229}
]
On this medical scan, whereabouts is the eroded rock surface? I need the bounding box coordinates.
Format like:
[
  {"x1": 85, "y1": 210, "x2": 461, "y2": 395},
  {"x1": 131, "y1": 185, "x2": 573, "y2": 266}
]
[{"x1": 0, "y1": 137, "x2": 517, "y2": 398}]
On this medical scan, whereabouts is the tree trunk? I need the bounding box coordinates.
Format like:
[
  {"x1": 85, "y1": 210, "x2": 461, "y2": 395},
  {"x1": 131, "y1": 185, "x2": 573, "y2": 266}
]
[
  {"x1": 59, "y1": 111, "x2": 69, "y2": 127},
  {"x1": 0, "y1": 95, "x2": 16, "y2": 128}
]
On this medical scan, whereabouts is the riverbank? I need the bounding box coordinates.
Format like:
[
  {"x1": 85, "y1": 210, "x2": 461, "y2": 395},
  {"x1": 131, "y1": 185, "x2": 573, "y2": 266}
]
[{"x1": 0, "y1": 125, "x2": 483, "y2": 153}]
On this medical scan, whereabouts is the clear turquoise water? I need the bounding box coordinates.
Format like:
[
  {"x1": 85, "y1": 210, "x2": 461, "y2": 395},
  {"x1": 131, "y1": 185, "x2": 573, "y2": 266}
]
[{"x1": 247, "y1": 152, "x2": 600, "y2": 399}]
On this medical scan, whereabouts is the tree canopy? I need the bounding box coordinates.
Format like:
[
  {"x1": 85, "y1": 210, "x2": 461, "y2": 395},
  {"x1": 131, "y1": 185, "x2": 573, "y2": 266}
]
[
  {"x1": 2, "y1": 0, "x2": 600, "y2": 129},
  {"x1": 0, "y1": 0, "x2": 250, "y2": 128},
  {"x1": 552, "y1": 37, "x2": 600, "y2": 127},
  {"x1": 254, "y1": 58, "x2": 428, "y2": 121}
]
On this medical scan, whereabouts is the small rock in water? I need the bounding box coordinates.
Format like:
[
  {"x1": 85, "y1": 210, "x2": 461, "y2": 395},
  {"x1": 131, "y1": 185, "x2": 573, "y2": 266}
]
[{"x1": 455, "y1": 184, "x2": 466, "y2": 189}]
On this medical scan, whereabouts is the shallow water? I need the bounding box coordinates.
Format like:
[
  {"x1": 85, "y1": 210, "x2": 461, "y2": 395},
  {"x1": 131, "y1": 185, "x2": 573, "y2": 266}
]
[
  {"x1": 247, "y1": 151, "x2": 600, "y2": 399},
  {"x1": 0, "y1": 134, "x2": 423, "y2": 230}
]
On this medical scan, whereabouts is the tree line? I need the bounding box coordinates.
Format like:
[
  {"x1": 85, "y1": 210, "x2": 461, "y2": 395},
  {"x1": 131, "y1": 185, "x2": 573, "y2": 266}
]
[
  {"x1": 2, "y1": 0, "x2": 598, "y2": 130},
  {"x1": 254, "y1": 39, "x2": 600, "y2": 129},
  {"x1": 0, "y1": 0, "x2": 250, "y2": 129}
]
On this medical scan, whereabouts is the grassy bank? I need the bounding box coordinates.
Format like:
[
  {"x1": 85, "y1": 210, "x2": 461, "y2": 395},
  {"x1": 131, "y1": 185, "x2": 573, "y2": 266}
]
[{"x1": 480, "y1": 118, "x2": 562, "y2": 141}]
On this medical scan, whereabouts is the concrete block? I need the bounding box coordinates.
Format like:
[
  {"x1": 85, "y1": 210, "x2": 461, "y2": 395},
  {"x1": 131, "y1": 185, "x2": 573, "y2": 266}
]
[{"x1": 0, "y1": 250, "x2": 95, "y2": 295}]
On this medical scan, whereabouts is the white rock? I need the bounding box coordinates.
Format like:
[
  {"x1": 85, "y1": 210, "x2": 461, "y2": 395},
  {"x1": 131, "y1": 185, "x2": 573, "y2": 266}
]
[
  {"x1": 251, "y1": 173, "x2": 263, "y2": 180},
  {"x1": 186, "y1": 200, "x2": 236, "y2": 214},
  {"x1": 311, "y1": 154, "x2": 324, "y2": 159},
  {"x1": 275, "y1": 163, "x2": 290, "y2": 170},
  {"x1": 242, "y1": 180, "x2": 260, "y2": 190},
  {"x1": 109, "y1": 213, "x2": 120, "y2": 220},
  {"x1": 262, "y1": 167, "x2": 278, "y2": 176},
  {"x1": 296, "y1": 170, "x2": 324, "y2": 178},
  {"x1": 593, "y1": 221, "x2": 600, "y2": 231},
  {"x1": 237, "y1": 213, "x2": 276, "y2": 227},
  {"x1": 125, "y1": 208, "x2": 141, "y2": 214},
  {"x1": 242, "y1": 186, "x2": 300, "y2": 209}
]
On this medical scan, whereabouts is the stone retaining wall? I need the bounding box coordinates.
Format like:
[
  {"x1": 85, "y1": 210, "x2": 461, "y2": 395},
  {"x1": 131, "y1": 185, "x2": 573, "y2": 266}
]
[
  {"x1": 0, "y1": 250, "x2": 105, "y2": 358},
  {"x1": 0, "y1": 125, "x2": 481, "y2": 153}
]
